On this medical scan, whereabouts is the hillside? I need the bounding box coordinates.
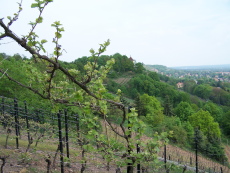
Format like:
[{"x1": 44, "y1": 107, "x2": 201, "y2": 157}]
[{"x1": 0, "y1": 53, "x2": 230, "y2": 172}]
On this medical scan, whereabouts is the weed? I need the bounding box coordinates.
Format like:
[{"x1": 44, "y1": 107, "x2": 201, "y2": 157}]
[{"x1": 18, "y1": 152, "x2": 32, "y2": 165}]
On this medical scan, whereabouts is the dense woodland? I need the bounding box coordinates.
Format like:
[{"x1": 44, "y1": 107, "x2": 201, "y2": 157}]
[{"x1": 1, "y1": 52, "x2": 230, "y2": 163}]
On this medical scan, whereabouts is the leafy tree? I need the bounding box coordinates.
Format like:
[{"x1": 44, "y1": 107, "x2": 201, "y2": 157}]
[
  {"x1": 194, "y1": 128, "x2": 227, "y2": 162},
  {"x1": 182, "y1": 121, "x2": 194, "y2": 144},
  {"x1": 155, "y1": 116, "x2": 187, "y2": 145},
  {"x1": 188, "y1": 110, "x2": 221, "y2": 139},
  {"x1": 134, "y1": 62, "x2": 145, "y2": 74},
  {"x1": 138, "y1": 94, "x2": 164, "y2": 127},
  {"x1": 210, "y1": 87, "x2": 230, "y2": 106},
  {"x1": 183, "y1": 80, "x2": 197, "y2": 93},
  {"x1": 221, "y1": 111, "x2": 230, "y2": 137},
  {"x1": 71, "y1": 56, "x2": 88, "y2": 73},
  {"x1": 147, "y1": 71, "x2": 160, "y2": 81},
  {"x1": 173, "y1": 101, "x2": 195, "y2": 121},
  {"x1": 193, "y1": 84, "x2": 212, "y2": 100},
  {"x1": 163, "y1": 95, "x2": 174, "y2": 116},
  {"x1": 112, "y1": 53, "x2": 134, "y2": 73},
  {"x1": 203, "y1": 101, "x2": 223, "y2": 123}
]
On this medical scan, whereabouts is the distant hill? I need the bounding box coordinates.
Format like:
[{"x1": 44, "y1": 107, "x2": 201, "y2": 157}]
[
  {"x1": 144, "y1": 65, "x2": 169, "y2": 72},
  {"x1": 169, "y1": 64, "x2": 230, "y2": 71}
]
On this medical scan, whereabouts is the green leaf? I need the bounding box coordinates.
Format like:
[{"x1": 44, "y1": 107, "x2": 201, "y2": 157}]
[
  {"x1": 7, "y1": 16, "x2": 11, "y2": 20},
  {"x1": 58, "y1": 27, "x2": 65, "y2": 32},
  {"x1": 53, "y1": 51, "x2": 57, "y2": 56},
  {"x1": 52, "y1": 21, "x2": 62, "y2": 27},
  {"x1": 28, "y1": 41, "x2": 33, "y2": 47},
  {"x1": 41, "y1": 39, "x2": 47, "y2": 44},
  {"x1": 89, "y1": 49, "x2": 95, "y2": 54},
  {"x1": 36, "y1": 17, "x2": 43, "y2": 23},
  {"x1": 55, "y1": 32, "x2": 62, "y2": 39},
  {"x1": 41, "y1": 47, "x2": 46, "y2": 53},
  {"x1": 29, "y1": 21, "x2": 36, "y2": 26},
  {"x1": 31, "y1": 3, "x2": 39, "y2": 8}
]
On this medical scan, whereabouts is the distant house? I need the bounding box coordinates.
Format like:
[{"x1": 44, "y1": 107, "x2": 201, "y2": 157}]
[
  {"x1": 129, "y1": 56, "x2": 136, "y2": 63},
  {"x1": 214, "y1": 78, "x2": 219, "y2": 82},
  {"x1": 177, "y1": 82, "x2": 184, "y2": 88}
]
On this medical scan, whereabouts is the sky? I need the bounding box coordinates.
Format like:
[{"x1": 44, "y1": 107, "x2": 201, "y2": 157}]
[{"x1": 1, "y1": 0, "x2": 230, "y2": 67}]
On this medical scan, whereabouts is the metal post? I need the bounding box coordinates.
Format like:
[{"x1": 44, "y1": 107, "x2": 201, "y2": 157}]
[
  {"x1": 127, "y1": 106, "x2": 133, "y2": 173},
  {"x1": 195, "y1": 128, "x2": 199, "y2": 173},
  {"x1": 14, "y1": 98, "x2": 19, "y2": 149},
  {"x1": 137, "y1": 143, "x2": 141, "y2": 173},
  {"x1": 136, "y1": 107, "x2": 141, "y2": 173},
  {"x1": 57, "y1": 111, "x2": 64, "y2": 173},
  {"x1": 1, "y1": 97, "x2": 6, "y2": 128},
  {"x1": 164, "y1": 145, "x2": 167, "y2": 169},
  {"x1": 220, "y1": 167, "x2": 223, "y2": 173},
  {"x1": 64, "y1": 109, "x2": 70, "y2": 158},
  {"x1": 35, "y1": 111, "x2": 38, "y2": 122},
  {"x1": 24, "y1": 101, "x2": 31, "y2": 143},
  {"x1": 51, "y1": 113, "x2": 55, "y2": 134},
  {"x1": 1, "y1": 97, "x2": 4, "y2": 115},
  {"x1": 76, "y1": 113, "x2": 80, "y2": 145}
]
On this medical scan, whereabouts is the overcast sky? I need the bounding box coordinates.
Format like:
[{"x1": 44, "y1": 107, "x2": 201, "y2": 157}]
[{"x1": 1, "y1": 0, "x2": 230, "y2": 67}]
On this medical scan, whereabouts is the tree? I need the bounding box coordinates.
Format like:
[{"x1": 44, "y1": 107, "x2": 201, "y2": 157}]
[
  {"x1": 193, "y1": 84, "x2": 212, "y2": 100},
  {"x1": 173, "y1": 101, "x2": 195, "y2": 121},
  {"x1": 134, "y1": 62, "x2": 145, "y2": 74},
  {"x1": 221, "y1": 111, "x2": 230, "y2": 137},
  {"x1": 148, "y1": 71, "x2": 160, "y2": 81},
  {"x1": 155, "y1": 116, "x2": 187, "y2": 145},
  {"x1": 210, "y1": 87, "x2": 230, "y2": 106},
  {"x1": 138, "y1": 94, "x2": 164, "y2": 127},
  {"x1": 203, "y1": 101, "x2": 223, "y2": 123},
  {"x1": 0, "y1": 1, "x2": 168, "y2": 172},
  {"x1": 163, "y1": 95, "x2": 173, "y2": 116},
  {"x1": 183, "y1": 80, "x2": 196, "y2": 93},
  {"x1": 112, "y1": 53, "x2": 134, "y2": 73},
  {"x1": 188, "y1": 110, "x2": 221, "y2": 139}
]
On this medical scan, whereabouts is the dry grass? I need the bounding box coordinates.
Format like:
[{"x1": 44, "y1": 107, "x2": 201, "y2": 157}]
[{"x1": 225, "y1": 145, "x2": 230, "y2": 163}]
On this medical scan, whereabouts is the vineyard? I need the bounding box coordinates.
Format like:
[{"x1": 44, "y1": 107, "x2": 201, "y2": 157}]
[{"x1": 0, "y1": 96, "x2": 229, "y2": 173}]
